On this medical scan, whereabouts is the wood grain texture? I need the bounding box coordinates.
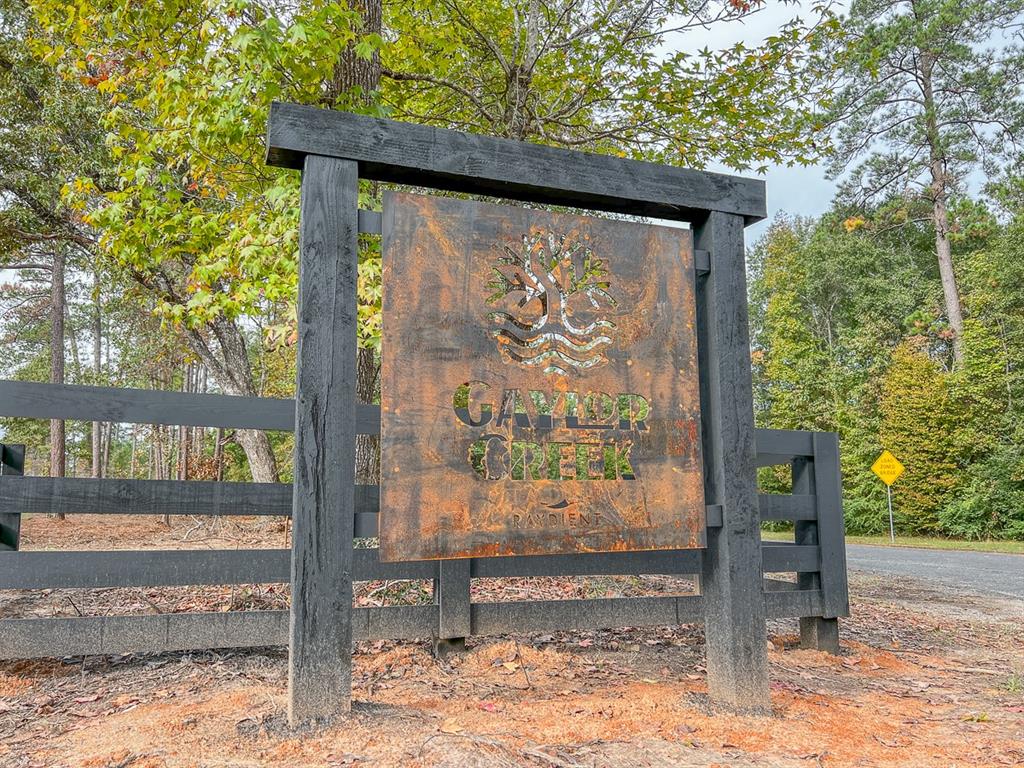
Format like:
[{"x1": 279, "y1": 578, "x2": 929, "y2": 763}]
[
  {"x1": 753, "y1": 428, "x2": 814, "y2": 457},
  {"x1": 437, "y1": 560, "x2": 472, "y2": 640},
  {"x1": 266, "y1": 103, "x2": 766, "y2": 223},
  {"x1": 0, "y1": 541, "x2": 817, "y2": 592},
  {"x1": 0, "y1": 606, "x2": 439, "y2": 660},
  {"x1": 0, "y1": 480, "x2": 814, "y2": 525},
  {"x1": 812, "y1": 432, "x2": 850, "y2": 619},
  {"x1": 0, "y1": 547, "x2": 440, "y2": 591},
  {"x1": 0, "y1": 611, "x2": 290, "y2": 659},
  {"x1": 357, "y1": 208, "x2": 382, "y2": 235},
  {"x1": 800, "y1": 616, "x2": 840, "y2": 654},
  {"x1": 0, "y1": 476, "x2": 291, "y2": 516},
  {"x1": 0, "y1": 380, "x2": 378, "y2": 434},
  {"x1": 0, "y1": 444, "x2": 24, "y2": 550},
  {"x1": 0, "y1": 380, "x2": 816, "y2": 450},
  {"x1": 353, "y1": 548, "x2": 438, "y2": 581},
  {"x1": 0, "y1": 585, "x2": 827, "y2": 660},
  {"x1": 761, "y1": 543, "x2": 820, "y2": 572},
  {"x1": 470, "y1": 589, "x2": 820, "y2": 635},
  {"x1": 0, "y1": 476, "x2": 378, "y2": 518},
  {"x1": 288, "y1": 155, "x2": 359, "y2": 725},
  {"x1": 0, "y1": 549, "x2": 290, "y2": 589},
  {"x1": 792, "y1": 456, "x2": 821, "y2": 600},
  {"x1": 471, "y1": 548, "x2": 702, "y2": 578},
  {"x1": 470, "y1": 595, "x2": 701, "y2": 635},
  {"x1": 758, "y1": 493, "x2": 816, "y2": 521},
  {"x1": 694, "y1": 211, "x2": 771, "y2": 713},
  {"x1": 764, "y1": 588, "x2": 824, "y2": 619}
]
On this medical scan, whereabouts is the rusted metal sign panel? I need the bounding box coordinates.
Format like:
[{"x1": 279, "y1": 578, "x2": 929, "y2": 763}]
[{"x1": 379, "y1": 192, "x2": 705, "y2": 561}]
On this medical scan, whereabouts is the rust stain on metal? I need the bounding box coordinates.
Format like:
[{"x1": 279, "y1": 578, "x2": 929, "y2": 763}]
[{"x1": 379, "y1": 192, "x2": 705, "y2": 561}]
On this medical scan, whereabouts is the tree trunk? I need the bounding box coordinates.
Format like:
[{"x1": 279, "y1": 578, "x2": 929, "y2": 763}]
[
  {"x1": 355, "y1": 347, "x2": 380, "y2": 484},
  {"x1": 64, "y1": 303, "x2": 81, "y2": 382},
  {"x1": 154, "y1": 425, "x2": 164, "y2": 480},
  {"x1": 234, "y1": 428, "x2": 277, "y2": 482},
  {"x1": 50, "y1": 249, "x2": 66, "y2": 518},
  {"x1": 931, "y1": 171, "x2": 964, "y2": 364},
  {"x1": 329, "y1": 0, "x2": 382, "y2": 104},
  {"x1": 329, "y1": 0, "x2": 383, "y2": 487},
  {"x1": 214, "y1": 427, "x2": 225, "y2": 481},
  {"x1": 153, "y1": 423, "x2": 171, "y2": 525},
  {"x1": 92, "y1": 269, "x2": 102, "y2": 478},
  {"x1": 178, "y1": 364, "x2": 191, "y2": 482},
  {"x1": 130, "y1": 424, "x2": 139, "y2": 479},
  {"x1": 184, "y1": 317, "x2": 279, "y2": 482},
  {"x1": 194, "y1": 366, "x2": 207, "y2": 457},
  {"x1": 102, "y1": 422, "x2": 113, "y2": 477},
  {"x1": 920, "y1": 52, "x2": 964, "y2": 366}
]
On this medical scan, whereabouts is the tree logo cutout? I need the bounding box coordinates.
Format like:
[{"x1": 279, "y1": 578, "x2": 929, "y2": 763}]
[{"x1": 486, "y1": 232, "x2": 618, "y2": 376}]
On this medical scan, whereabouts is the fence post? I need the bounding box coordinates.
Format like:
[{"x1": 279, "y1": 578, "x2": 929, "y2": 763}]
[
  {"x1": 694, "y1": 211, "x2": 770, "y2": 713},
  {"x1": 0, "y1": 444, "x2": 25, "y2": 551},
  {"x1": 792, "y1": 455, "x2": 838, "y2": 653},
  {"x1": 812, "y1": 432, "x2": 849, "y2": 621},
  {"x1": 434, "y1": 559, "x2": 471, "y2": 656},
  {"x1": 288, "y1": 155, "x2": 359, "y2": 727}
]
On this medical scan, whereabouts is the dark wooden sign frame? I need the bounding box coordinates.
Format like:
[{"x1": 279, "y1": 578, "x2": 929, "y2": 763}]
[{"x1": 265, "y1": 101, "x2": 788, "y2": 725}]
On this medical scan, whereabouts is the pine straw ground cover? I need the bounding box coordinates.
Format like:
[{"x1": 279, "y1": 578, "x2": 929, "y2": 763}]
[{"x1": 0, "y1": 516, "x2": 1021, "y2": 767}]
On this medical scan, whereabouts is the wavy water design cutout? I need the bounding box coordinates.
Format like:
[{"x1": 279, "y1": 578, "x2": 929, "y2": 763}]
[{"x1": 485, "y1": 233, "x2": 618, "y2": 375}]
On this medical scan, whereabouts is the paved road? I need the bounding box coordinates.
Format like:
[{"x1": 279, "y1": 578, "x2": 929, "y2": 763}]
[{"x1": 846, "y1": 543, "x2": 1024, "y2": 601}]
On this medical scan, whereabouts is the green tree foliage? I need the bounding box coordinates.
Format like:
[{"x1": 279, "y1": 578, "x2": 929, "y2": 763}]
[
  {"x1": 752, "y1": 195, "x2": 1024, "y2": 540},
  {"x1": 23, "y1": 0, "x2": 843, "y2": 481},
  {"x1": 383, "y1": 0, "x2": 840, "y2": 170},
  {"x1": 27, "y1": 0, "x2": 383, "y2": 479},
  {"x1": 29, "y1": 0, "x2": 845, "y2": 352},
  {"x1": 0, "y1": 0, "x2": 104, "y2": 264},
  {"x1": 878, "y1": 342, "x2": 961, "y2": 534},
  {"x1": 937, "y1": 218, "x2": 1024, "y2": 539},
  {"x1": 749, "y1": 209, "x2": 937, "y2": 530}
]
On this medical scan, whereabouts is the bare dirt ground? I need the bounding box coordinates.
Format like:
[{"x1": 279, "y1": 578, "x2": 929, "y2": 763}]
[{"x1": 1, "y1": 515, "x2": 1022, "y2": 767}]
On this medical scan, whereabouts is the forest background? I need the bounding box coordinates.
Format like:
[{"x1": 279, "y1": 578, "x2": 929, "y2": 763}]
[{"x1": 2, "y1": 0, "x2": 1024, "y2": 541}]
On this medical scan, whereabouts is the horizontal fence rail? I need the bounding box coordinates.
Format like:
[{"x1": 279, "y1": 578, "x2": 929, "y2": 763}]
[
  {"x1": 0, "y1": 540, "x2": 823, "y2": 590},
  {"x1": 0, "y1": 380, "x2": 847, "y2": 660},
  {"x1": 0, "y1": 380, "x2": 375, "y2": 434},
  {"x1": 0, "y1": 589, "x2": 829, "y2": 660},
  {"x1": 0, "y1": 382, "x2": 810, "y2": 450},
  {"x1": 0, "y1": 478, "x2": 811, "y2": 531}
]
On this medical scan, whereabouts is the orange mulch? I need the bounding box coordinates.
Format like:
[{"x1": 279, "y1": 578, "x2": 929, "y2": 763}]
[
  {"x1": 1, "y1": 516, "x2": 1022, "y2": 767},
  {"x1": 1, "y1": 575, "x2": 1022, "y2": 767}
]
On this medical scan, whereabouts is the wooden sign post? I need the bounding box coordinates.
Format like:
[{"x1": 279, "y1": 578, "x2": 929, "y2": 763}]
[{"x1": 266, "y1": 102, "x2": 776, "y2": 724}]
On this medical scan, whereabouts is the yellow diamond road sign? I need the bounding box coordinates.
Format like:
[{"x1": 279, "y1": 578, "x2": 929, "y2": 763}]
[{"x1": 871, "y1": 450, "x2": 905, "y2": 486}]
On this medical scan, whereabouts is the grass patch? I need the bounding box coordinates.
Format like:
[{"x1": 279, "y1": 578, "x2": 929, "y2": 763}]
[{"x1": 761, "y1": 530, "x2": 1024, "y2": 555}]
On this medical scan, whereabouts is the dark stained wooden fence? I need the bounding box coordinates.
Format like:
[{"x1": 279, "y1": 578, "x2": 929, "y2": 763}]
[
  {"x1": 0, "y1": 106, "x2": 851, "y2": 725},
  {"x1": 0, "y1": 379, "x2": 847, "y2": 660}
]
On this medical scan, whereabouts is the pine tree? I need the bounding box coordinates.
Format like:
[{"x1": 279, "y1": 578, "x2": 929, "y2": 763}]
[{"x1": 826, "y1": 0, "x2": 1024, "y2": 365}]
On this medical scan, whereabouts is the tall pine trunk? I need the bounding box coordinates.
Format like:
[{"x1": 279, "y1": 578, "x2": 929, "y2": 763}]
[
  {"x1": 355, "y1": 348, "x2": 380, "y2": 484},
  {"x1": 92, "y1": 269, "x2": 102, "y2": 478},
  {"x1": 930, "y1": 166, "x2": 964, "y2": 364},
  {"x1": 921, "y1": 53, "x2": 964, "y2": 366},
  {"x1": 130, "y1": 424, "x2": 138, "y2": 478},
  {"x1": 49, "y1": 248, "x2": 66, "y2": 519}
]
